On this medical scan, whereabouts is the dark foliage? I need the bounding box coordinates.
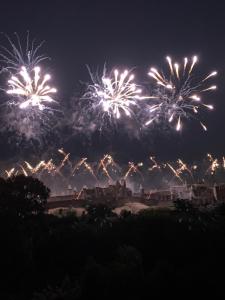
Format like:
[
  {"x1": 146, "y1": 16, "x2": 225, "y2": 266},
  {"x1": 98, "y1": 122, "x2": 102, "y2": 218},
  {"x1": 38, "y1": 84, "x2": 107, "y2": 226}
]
[
  {"x1": 0, "y1": 175, "x2": 49, "y2": 217},
  {"x1": 0, "y1": 179, "x2": 225, "y2": 299}
]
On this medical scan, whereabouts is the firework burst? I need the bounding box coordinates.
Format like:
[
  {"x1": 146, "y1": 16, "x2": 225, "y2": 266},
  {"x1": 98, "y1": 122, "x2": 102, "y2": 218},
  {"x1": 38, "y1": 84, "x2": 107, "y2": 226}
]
[
  {"x1": 0, "y1": 34, "x2": 60, "y2": 146},
  {"x1": 1, "y1": 66, "x2": 58, "y2": 143},
  {"x1": 79, "y1": 67, "x2": 149, "y2": 132},
  {"x1": 7, "y1": 66, "x2": 57, "y2": 110},
  {"x1": 145, "y1": 56, "x2": 217, "y2": 131}
]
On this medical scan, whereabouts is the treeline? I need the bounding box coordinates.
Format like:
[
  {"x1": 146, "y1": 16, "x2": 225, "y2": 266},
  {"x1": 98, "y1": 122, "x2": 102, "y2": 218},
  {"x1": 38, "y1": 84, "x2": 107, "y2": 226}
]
[{"x1": 0, "y1": 175, "x2": 225, "y2": 299}]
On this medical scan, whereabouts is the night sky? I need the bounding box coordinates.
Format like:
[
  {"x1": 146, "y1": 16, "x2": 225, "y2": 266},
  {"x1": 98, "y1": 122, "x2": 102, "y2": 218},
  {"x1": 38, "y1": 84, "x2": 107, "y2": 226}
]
[{"x1": 0, "y1": 0, "x2": 225, "y2": 163}]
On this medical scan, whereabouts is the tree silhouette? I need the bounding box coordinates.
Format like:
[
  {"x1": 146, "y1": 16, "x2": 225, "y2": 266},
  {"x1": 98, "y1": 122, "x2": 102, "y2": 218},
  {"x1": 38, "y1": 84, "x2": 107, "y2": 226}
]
[
  {"x1": 0, "y1": 175, "x2": 50, "y2": 217},
  {"x1": 86, "y1": 203, "x2": 115, "y2": 225}
]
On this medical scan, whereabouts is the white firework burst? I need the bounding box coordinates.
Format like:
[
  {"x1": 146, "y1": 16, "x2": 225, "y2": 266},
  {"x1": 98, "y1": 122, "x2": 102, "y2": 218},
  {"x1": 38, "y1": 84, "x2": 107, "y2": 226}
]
[
  {"x1": 84, "y1": 67, "x2": 149, "y2": 121},
  {"x1": 145, "y1": 56, "x2": 217, "y2": 131},
  {"x1": 7, "y1": 66, "x2": 57, "y2": 110}
]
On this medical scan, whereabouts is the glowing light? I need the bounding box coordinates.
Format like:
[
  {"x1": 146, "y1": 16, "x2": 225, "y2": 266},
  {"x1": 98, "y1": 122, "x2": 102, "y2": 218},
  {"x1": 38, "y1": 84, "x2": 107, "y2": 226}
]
[
  {"x1": 207, "y1": 153, "x2": 220, "y2": 175},
  {"x1": 7, "y1": 66, "x2": 57, "y2": 110},
  {"x1": 145, "y1": 56, "x2": 217, "y2": 131},
  {"x1": 84, "y1": 68, "x2": 149, "y2": 125},
  {"x1": 124, "y1": 161, "x2": 143, "y2": 180}
]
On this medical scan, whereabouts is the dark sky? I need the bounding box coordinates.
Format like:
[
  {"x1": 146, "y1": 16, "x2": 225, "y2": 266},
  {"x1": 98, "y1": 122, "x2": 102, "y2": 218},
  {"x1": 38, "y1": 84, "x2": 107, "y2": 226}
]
[{"x1": 0, "y1": 0, "x2": 225, "y2": 162}]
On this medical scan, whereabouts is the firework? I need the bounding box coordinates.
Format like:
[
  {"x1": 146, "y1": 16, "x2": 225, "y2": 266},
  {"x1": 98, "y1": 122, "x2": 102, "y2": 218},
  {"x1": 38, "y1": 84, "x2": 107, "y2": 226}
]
[
  {"x1": 149, "y1": 156, "x2": 161, "y2": 171},
  {"x1": 124, "y1": 162, "x2": 143, "y2": 180},
  {"x1": 72, "y1": 158, "x2": 88, "y2": 175},
  {"x1": 42, "y1": 159, "x2": 57, "y2": 174},
  {"x1": 5, "y1": 167, "x2": 16, "y2": 178},
  {"x1": 72, "y1": 158, "x2": 97, "y2": 180},
  {"x1": 0, "y1": 34, "x2": 59, "y2": 145},
  {"x1": 56, "y1": 148, "x2": 71, "y2": 172},
  {"x1": 19, "y1": 164, "x2": 28, "y2": 177},
  {"x1": 7, "y1": 66, "x2": 57, "y2": 110},
  {"x1": 24, "y1": 160, "x2": 46, "y2": 174},
  {"x1": 97, "y1": 154, "x2": 120, "y2": 181},
  {"x1": 167, "y1": 163, "x2": 183, "y2": 182},
  {"x1": 177, "y1": 159, "x2": 193, "y2": 177},
  {"x1": 167, "y1": 159, "x2": 193, "y2": 183},
  {"x1": 0, "y1": 32, "x2": 47, "y2": 73},
  {"x1": 83, "y1": 160, "x2": 98, "y2": 181},
  {"x1": 3, "y1": 149, "x2": 225, "y2": 195},
  {"x1": 145, "y1": 56, "x2": 217, "y2": 131},
  {"x1": 81, "y1": 67, "x2": 149, "y2": 131},
  {"x1": 97, "y1": 155, "x2": 113, "y2": 181},
  {"x1": 206, "y1": 153, "x2": 220, "y2": 175}
]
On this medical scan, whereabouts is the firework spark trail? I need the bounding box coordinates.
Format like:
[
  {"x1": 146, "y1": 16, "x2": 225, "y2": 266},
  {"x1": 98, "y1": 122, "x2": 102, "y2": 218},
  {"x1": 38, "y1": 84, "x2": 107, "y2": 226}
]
[
  {"x1": 43, "y1": 159, "x2": 57, "y2": 174},
  {"x1": 149, "y1": 156, "x2": 161, "y2": 171},
  {"x1": 3, "y1": 150, "x2": 225, "y2": 186},
  {"x1": 146, "y1": 56, "x2": 217, "y2": 131},
  {"x1": 98, "y1": 155, "x2": 113, "y2": 181},
  {"x1": 33, "y1": 161, "x2": 46, "y2": 173},
  {"x1": 24, "y1": 160, "x2": 46, "y2": 174},
  {"x1": 83, "y1": 161, "x2": 98, "y2": 181},
  {"x1": 167, "y1": 163, "x2": 183, "y2": 183},
  {"x1": 7, "y1": 66, "x2": 57, "y2": 110},
  {"x1": 177, "y1": 159, "x2": 193, "y2": 178},
  {"x1": 36, "y1": 159, "x2": 58, "y2": 176},
  {"x1": 97, "y1": 154, "x2": 120, "y2": 181},
  {"x1": 105, "y1": 155, "x2": 119, "y2": 169},
  {"x1": 97, "y1": 154, "x2": 109, "y2": 171},
  {"x1": 167, "y1": 159, "x2": 193, "y2": 183},
  {"x1": 0, "y1": 32, "x2": 48, "y2": 72},
  {"x1": 71, "y1": 157, "x2": 97, "y2": 180},
  {"x1": 105, "y1": 155, "x2": 121, "y2": 176},
  {"x1": 76, "y1": 189, "x2": 83, "y2": 200},
  {"x1": 24, "y1": 158, "x2": 66, "y2": 180},
  {"x1": 124, "y1": 162, "x2": 144, "y2": 180},
  {"x1": 58, "y1": 149, "x2": 73, "y2": 169},
  {"x1": 19, "y1": 164, "x2": 28, "y2": 177},
  {"x1": 206, "y1": 153, "x2": 220, "y2": 175},
  {"x1": 5, "y1": 167, "x2": 15, "y2": 178},
  {"x1": 24, "y1": 161, "x2": 33, "y2": 172},
  {"x1": 56, "y1": 149, "x2": 72, "y2": 172},
  {"x1": 72, "y1": 158, "x2": 88, "y2": 175}
]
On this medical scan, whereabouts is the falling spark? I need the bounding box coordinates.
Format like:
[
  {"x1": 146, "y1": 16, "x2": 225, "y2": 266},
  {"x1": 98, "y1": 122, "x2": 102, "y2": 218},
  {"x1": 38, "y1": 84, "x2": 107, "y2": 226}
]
[
  {"x1": 200, "y1": 122, "x2": 207, "y2": 131},
  {"x1": 176, "y1": 116, "x2": 181, "y2": 131}
]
